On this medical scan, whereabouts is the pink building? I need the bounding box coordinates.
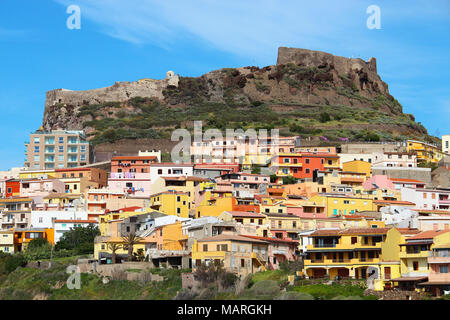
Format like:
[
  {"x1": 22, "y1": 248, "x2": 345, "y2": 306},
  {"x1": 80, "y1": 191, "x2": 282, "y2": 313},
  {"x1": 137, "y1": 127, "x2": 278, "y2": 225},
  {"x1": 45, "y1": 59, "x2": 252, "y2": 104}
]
[
  {"x1": 420, "y1": 243, "x2": 450, "y2": 296},
  {"x1": 215, "y1": 172, "x2": 269, "y2": 198},
  {"x1": 20, "y1": 179, "x2": 66, "y2": 198},
  {"x1": 362, "y1": 175, "x2": 396, "y2": 190},
  {"x1": 243, "y1": 235, "x2": 299, "y2": 270}
]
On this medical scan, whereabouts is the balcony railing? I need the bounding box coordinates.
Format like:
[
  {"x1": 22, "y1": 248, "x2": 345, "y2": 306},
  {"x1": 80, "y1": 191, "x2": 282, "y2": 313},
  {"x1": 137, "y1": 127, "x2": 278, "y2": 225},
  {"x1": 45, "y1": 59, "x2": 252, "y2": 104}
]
[{"x1": 313, "y1": 243, "x2": 337, "y2": 248}]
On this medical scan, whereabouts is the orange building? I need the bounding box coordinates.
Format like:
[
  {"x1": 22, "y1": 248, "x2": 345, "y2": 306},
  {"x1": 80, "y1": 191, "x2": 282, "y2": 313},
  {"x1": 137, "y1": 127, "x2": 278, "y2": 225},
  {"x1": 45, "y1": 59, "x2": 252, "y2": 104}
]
[{"x1": 14, "y1": 228, "x2": 55, "y2": 252}]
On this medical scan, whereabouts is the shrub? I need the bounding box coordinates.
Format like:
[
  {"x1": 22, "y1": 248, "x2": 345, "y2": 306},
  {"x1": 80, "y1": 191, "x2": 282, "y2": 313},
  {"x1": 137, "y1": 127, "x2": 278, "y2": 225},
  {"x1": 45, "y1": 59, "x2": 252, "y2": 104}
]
[
  {"x1": 242, "y1": 280, "x2": 280, "y2": 299},
  {"x1": 282, "y1": 175, "x2": 297, "y2": 185},
  {"x1": 27, "y1": 238, "x2": 49, "y2": 250},
  {"x1": 275, "y1": 291, "x2": 314, "y2": 300},
  {"x1": 319, "y1": 112, "x2": 331, "y2": 123}
]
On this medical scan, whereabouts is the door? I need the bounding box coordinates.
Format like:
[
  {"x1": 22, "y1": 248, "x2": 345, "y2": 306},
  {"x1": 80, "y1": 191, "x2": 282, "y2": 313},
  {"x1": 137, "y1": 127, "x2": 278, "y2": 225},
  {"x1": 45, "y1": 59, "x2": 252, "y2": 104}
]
[{"x1": 384, "y1": 267, "x2": 391, "y2": 280}]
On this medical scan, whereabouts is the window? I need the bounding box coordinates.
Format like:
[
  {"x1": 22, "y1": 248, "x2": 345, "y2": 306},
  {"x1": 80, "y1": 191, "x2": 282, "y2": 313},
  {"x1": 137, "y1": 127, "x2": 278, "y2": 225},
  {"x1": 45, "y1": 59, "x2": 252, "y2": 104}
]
[
  {"x1": 58, "y1": 137, "x2": 64, "y2": 144},
  {"x1": 58, "y1": 146, "x2": 64, "y2": 153},
  {"x1": 177, "y1": 208, "x2": 181, "y2": 214},
  {"x1": 344, "y1": 200, "x2": 350, "y2": 204},
  {"x1": 305, "y1": 159, "x2": 310, "y2": 164},
  {"x1": 241, "y1": 259, "x2": 245, "y2": 267},
  {"x1": 439, "y1": 265, "x2": 448, "y2": 273},
  {"x1": 351, "y1": 237, "x2": 357, "y2": 244},
  {"x1": 34, "y1": 155, "x2": 40, "y2": 162},
  {"x1": 413, "y1": 261, "x2": 419, "y2": 271},
  {"x1": 203, "y1": 244, "x2": 208, "y2": 252},
  {"x1": 158, "y1": 169, "x2": 163, "y2": 174},
  {"x1": 34, "y1": 137, "x2": 40, "y2": 143},
  {"x1": 305, "y1": 169, "x2": 310, "y2": 174},
  {"x1": 34, "y1": 146, "x2": 40, "y2": 153}
]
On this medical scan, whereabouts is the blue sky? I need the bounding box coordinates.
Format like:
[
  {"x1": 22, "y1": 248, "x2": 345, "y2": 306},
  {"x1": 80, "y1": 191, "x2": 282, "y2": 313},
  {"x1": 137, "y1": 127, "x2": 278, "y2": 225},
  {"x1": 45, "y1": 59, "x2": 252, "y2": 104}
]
[{"x1": 0, "y1": 0, "x2": 449, "y2": 170}]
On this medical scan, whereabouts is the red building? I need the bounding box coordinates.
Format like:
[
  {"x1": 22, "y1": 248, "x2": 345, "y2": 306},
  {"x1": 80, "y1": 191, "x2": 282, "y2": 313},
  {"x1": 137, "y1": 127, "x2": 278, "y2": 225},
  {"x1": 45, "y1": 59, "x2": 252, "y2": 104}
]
[
  {"x1": 110, "y1": 156, "x2": 158, "y2": 173},
  {"x1": 271, "y1": 153, "x2": 340, "y2": 180},
  {"x1": 4, "y1": 179, "x2": 21, "y2": 198}
]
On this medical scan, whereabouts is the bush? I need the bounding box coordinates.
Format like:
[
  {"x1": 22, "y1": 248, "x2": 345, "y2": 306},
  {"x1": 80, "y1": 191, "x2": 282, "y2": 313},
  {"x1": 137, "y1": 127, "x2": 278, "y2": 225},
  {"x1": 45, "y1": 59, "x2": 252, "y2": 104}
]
[
  {"x1": 275, "y1": 291, "x2": 314, "y2": 300},
  {"x1": 1, "y1": 253, "x2": 27, "y2": 274},
  {"x1": 319, "y1": 112, "x2": 331, "y2": 123},
  {"x1": 282, "y1": 175, "x2": 297, "y2": 185},
  {"x1": 243, "y1": 280, "x2": 280, "y2": 299},
  {"x1": 27, "y1": 238, "x2": 49, "y2": 250},
  {"x1": 291, "y1": 283, "x2": 367, "y2": 300},
  {"x1": 174, "y1": 288, "x2": 197, "y2": 300}
]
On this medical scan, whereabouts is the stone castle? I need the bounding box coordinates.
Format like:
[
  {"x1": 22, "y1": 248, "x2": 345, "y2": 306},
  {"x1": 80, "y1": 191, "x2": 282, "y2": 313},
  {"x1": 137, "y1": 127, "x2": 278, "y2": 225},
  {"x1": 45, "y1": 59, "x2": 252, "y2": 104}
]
[{"x1": 45, "y1": 71, "x2": 180, "y2": 109}]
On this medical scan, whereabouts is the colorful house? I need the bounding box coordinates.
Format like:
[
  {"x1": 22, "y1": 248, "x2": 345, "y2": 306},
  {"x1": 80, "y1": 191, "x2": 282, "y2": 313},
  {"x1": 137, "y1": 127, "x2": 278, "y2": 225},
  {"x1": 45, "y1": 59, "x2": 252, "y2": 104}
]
[
  {"x1": 14, "y1": 228, "x2": 55, "y2": 252},
  {"x1": 0, "y1": 230, "x2": 14, "y2": 254},
  {"x1": 394, "y1": 230, "x2": 450, "y2": 290},
  {"x1": 304, "y1": 227, "x2": 420, "y2": 290},
  {"x1": 309, "y1": 194, "x2": 374, "y2": 217},
  {"x1": 418, "y1": 243, "x2": 450, "y2": 296},
  {"x1": 149, "y1": 191, "x2": 190, "y2": 218},
  {"x1": 191, "y1": 234, "x2": 268, "y2": 278}
]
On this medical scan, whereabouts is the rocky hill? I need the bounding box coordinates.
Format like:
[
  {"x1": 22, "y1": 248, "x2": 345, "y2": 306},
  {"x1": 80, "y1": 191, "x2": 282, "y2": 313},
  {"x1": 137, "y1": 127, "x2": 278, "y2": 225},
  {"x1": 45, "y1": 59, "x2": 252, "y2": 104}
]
[{"x1": 42, "y1": 47, "x2": 434, "y2": 150}]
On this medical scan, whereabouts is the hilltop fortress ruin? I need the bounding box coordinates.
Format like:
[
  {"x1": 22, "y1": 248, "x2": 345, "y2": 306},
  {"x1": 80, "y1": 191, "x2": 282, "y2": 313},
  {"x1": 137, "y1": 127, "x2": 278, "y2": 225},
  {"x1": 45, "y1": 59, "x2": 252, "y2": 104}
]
[{"x1": 45, "y1": 70, "x2": 180, "y2": 109}]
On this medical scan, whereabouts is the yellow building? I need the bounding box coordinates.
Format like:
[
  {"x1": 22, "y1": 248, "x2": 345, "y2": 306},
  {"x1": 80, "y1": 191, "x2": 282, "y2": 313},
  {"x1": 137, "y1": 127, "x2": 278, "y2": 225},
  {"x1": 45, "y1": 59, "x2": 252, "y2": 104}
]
[
  {"x1": 342, "y1": 160, "x2": 372, "y2": 177},
  {"x1": 18, "y1": 169, "x2": 56, "y2": 180},
  {"x1": 98, "y1": 208, "x2": 151, "y2": 235},
  {"x1": 0, "y1": 230, "x2": 14, "y2": 254},
  {"x1": 151, "y1": 176, "x2": 209, "y2": 215},
  {"x1": 304, "y1": 227, "x2": 419, "y2": 291},
  {"x1": 309, "y1": 194, "x2": 374, "y2": 216},
  {"x1": 265, "y1": 213, "x2": 301, "y2": 240},
  {"x1": 191, "y1": 234, "x2": 268, "y2": 278},
  {"x1": 407, "y1": 140, "x2": 445, "y2": 164},
  {"x1": 150, "y1": 191, "x2": 189, "y2": 218},
  {"x1": 196, "y1": 191, "x2": 234, "y2": 218},
  {"x1": 394, "y1": 229, "x2": 450, "y2": 290}
]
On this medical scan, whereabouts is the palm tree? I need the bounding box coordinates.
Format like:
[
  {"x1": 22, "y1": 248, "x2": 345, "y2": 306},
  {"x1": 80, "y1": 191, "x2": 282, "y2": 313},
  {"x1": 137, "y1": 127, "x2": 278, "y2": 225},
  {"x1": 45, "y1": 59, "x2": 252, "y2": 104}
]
[
  {"x1": 107, "y1": 242, "x2": 122, "y2": 264},
  {"x1": 121, "y1": 232, "x2": 143, "y2": 262}
]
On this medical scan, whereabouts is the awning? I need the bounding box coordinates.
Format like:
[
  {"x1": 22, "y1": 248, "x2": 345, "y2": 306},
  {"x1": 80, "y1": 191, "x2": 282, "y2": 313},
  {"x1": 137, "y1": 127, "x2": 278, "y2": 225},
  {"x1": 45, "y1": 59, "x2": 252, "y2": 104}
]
[
  {"x1": 399, "y1": 241, "x2": 432, "y2": 246},
  {"x1": 417, "y1": 281, "x2": 450, "y2": 286},
  {"x1": 391, "y1": 276, "x2": 428, "y2": 282},
  {"x1": 307, "y1": 249, "x2": 354, "y2": 252},
  {"x1": 354, "y1": 247, "x2": 382, "y2": 251}
]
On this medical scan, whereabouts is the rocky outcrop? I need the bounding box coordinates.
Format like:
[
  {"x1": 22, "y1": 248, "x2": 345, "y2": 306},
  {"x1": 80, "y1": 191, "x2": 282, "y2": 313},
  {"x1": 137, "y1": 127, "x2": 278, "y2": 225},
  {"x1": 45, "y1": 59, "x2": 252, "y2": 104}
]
[{"x1": 40, "y1": 47, "x2": 432, "y2": 146}]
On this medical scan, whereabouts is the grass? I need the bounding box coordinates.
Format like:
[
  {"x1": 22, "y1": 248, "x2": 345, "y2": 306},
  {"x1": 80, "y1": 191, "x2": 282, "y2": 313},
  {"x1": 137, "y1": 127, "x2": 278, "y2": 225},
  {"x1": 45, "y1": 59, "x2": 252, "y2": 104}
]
[
  {"x1": 288, "y1": 283, "x2": 377, "y2": 300},
  {"x1": 0, "y1": 256, "x2": 188, "y2": 300}
]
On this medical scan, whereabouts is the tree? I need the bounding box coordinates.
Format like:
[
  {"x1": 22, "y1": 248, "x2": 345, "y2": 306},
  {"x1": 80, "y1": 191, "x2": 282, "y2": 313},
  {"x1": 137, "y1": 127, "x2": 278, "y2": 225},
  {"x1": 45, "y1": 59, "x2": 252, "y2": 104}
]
[
  {"x1": 107, "y1": 242, "x2": 122, "y2": 264},
  {"x1": 251, "y1": 167, "x2": 261, "y2": 174},
  {"x1": 55, "y1": 225, "x2": 100, "y2": 254},
  {"x1": 121, "y1": 232, "x2": 143, "y2": 262},
  {"x1": 319, "y1": 112, "x2": 331, "y2": 123},
  {"x1": 282, "y1": 175, "x2": 297, "y2": 185},
  {"x1": 27, "y1": 238, "x2": 49, "y2": 250}
]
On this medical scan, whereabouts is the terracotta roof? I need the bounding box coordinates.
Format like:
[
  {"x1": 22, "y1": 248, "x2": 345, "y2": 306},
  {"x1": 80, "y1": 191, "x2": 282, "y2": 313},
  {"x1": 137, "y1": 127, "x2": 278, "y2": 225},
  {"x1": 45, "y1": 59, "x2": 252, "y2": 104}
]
[
  {"x1": 197, "y1": 234, "x2": 268, "y2": 243},
  {"x1": 390, "y1": 178, "x2": 425, "y2": 183},
  {"x1": 223, "y1": 211, "x2": 265, "y2": 218},
  {"x1": 242, "y1": 235, "x2": 299, "y2": 244},
  {"x1": 397, "y1": 228, "x2": 421, "y2": 235},
  {"x1": 311, "y1": 227, "x2": 392, "y2": 236},
  {"x1": 55, "y1": 168, "x2": 94, "y2": 172},
  {"x1": 149, "y1": 163, "x2": 193, "y2": 167},
  {"x1": 406, "y1": 230, "x2": 450, "y2": 240},
  {"x1": 391, "y1": 276, "x2": 428, "y2": 282},
  {"x1": 373, "y1": 200, "x2": 416, "y2": 205},
  {"x1": 111, "y1": 156, "x2": 157, "y2": 161},
  {"x1": 54, "y1": 220, "x2": 97, "y2": 224},
  {"x1": 109, "y1": 206, "x2": 143, "y2": 213},
  {"x1": 150, "y1": 190, "x2": 188, "y2": 197},
  {"x1": 161, "y1": 176, "x2": 209, "y2": 182}
]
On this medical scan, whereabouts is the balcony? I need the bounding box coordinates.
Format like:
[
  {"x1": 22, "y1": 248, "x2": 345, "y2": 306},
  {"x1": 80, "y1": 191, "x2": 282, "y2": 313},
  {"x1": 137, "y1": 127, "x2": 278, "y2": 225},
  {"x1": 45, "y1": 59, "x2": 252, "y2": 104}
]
[
  {"x1": 304, "y1": 257, "x2": 381, "y2": 266},
  {"x1": 399, "y1": 250, "x2": 431, "y2": 259},
  {"x1": 428, "y1": 255, "x2": 450, "y2": 264}
]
